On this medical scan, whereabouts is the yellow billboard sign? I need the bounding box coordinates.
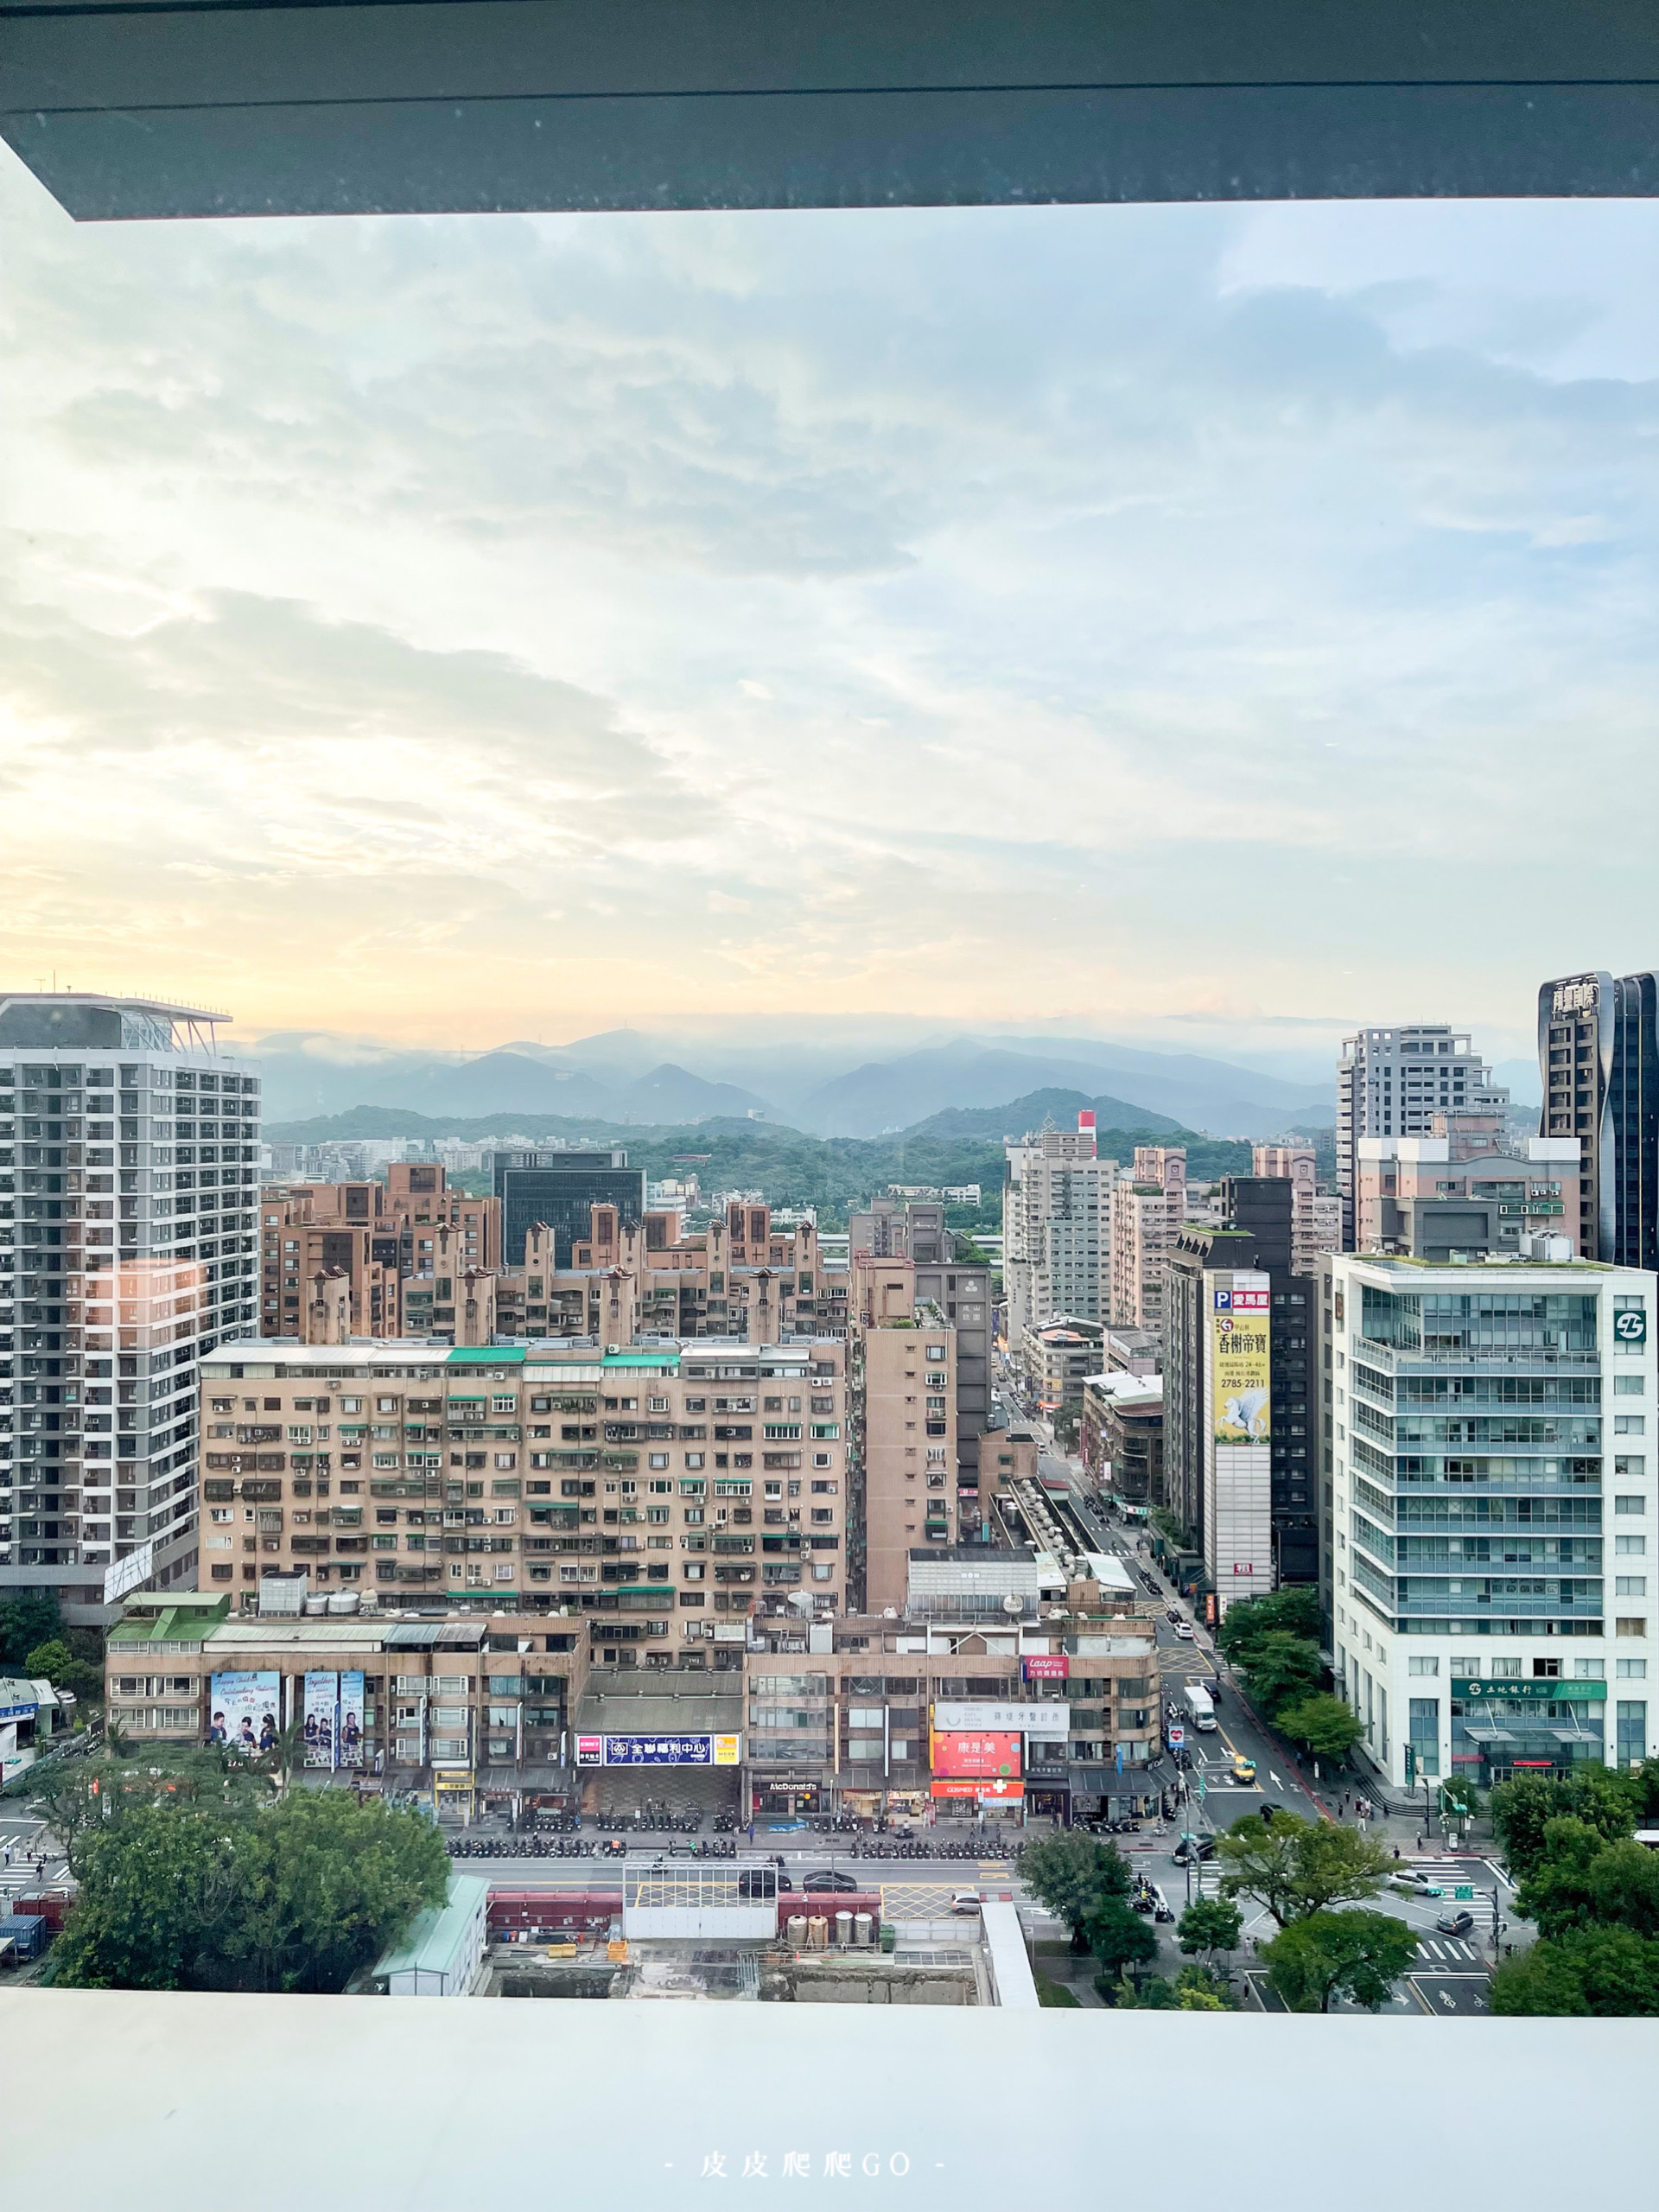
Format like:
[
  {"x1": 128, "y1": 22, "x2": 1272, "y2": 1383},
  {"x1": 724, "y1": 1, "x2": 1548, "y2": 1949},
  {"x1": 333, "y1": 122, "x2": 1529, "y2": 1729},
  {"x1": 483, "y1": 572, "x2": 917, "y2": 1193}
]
[
  {"x1": 1211, "y1": 1285, "x2": 1271, "y2": 1444},
  {"x1": 712, "y1": 1734, "x2": 741, "y2": 1766}
]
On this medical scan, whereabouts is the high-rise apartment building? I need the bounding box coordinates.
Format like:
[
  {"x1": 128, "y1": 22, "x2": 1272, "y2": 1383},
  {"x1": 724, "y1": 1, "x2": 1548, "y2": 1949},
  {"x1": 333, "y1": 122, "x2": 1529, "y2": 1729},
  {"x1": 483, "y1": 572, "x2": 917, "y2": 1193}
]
[
  {"x1": 1356, "y1": 1116, "x2": 1583, "y2": 1259},
  {"x1": 260, "y1": 1165, "x2": 499, "y2": 1340},
  {"x1": 848, "y1": 1196, "x2": 989, "y2": 1493},
  {"x1": 0, "y1": 992, "x2": 262, "y2": 1617},
  {"x1": 1251, "y1": 1143, "x2": 1340, "y2": 1276},
  {"x1": 1336, "y1": 1024, "x2": 1511, "y2": 1249},
  {"x1": 1538, "y1": 970, "x2": 1659, "y2": 1270},
  {"x1": 1108, "y1": 1145, "x2": 1187, "y2": 1337},
  {"x1": 848, "y1": 1262, "x2": 958, "y2": 1614},
  {"x1": 1001, "y1": 1112, "x2": 1116, "y2": 1343},
  {"x1": 1318, "y1": 1250, "x2": 1657, "y2": 1793}
]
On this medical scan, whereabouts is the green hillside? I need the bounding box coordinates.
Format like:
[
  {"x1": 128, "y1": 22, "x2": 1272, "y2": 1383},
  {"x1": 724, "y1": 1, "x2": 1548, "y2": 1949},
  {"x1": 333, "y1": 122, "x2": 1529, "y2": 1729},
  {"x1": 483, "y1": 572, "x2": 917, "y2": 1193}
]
[{"x1": 263, "y1": 1098, "x2": 1253, "y2": 1227}]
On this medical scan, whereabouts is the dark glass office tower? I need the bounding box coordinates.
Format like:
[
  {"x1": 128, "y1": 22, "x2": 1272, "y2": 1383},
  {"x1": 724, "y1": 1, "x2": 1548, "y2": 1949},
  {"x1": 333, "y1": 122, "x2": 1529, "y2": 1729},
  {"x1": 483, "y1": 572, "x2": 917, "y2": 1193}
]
[
  {"x1": 487, "y1": 1147, "x2": 645, "y2": 1266},
  {"x1": 1538, "y1": 971, "x2": 1659, "y2": 1270}
]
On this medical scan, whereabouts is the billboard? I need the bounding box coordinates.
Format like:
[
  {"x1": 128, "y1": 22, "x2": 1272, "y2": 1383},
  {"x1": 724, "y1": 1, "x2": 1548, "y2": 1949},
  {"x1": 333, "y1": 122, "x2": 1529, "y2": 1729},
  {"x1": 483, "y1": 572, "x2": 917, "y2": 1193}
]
[
  {"x1": 1022, "y1": 1656, "x2": 1070, "y2": 1681},
  {"x1": 338, "y1": 1671, "x2": 365, "y2": 1769},
  {"x1": 931, "y1": 1730, "x2": 1021, "y2": 1779},
  {"x1": 208, "y1": 1671, "x2": 281, "y2": 1757},
  {"x1": 303, "y1": 1671, "x2": 338, "y2": 1767},
  {"x1": 1211, "y1": 1284, "x2": 1271, "y2": 1444},
  {"x1": 579, "y1": 1733, "x2": 742, "y2": 1767}
]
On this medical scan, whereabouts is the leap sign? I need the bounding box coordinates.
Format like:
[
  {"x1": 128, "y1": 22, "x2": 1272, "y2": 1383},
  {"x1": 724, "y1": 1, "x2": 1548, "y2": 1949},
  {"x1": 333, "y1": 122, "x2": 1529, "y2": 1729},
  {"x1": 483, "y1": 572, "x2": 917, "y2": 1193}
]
[{"x1": 1615, "y1": 1309, "x2": 1649, "y2": 1344}]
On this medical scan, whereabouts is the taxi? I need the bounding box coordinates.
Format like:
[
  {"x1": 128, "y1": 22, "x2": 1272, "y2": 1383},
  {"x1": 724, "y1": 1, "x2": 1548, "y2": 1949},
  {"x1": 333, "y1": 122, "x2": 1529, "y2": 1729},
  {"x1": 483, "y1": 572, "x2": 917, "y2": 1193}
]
[{"x1": 1231, "y1": 1752, "x2": 1258, "y2": 1786}]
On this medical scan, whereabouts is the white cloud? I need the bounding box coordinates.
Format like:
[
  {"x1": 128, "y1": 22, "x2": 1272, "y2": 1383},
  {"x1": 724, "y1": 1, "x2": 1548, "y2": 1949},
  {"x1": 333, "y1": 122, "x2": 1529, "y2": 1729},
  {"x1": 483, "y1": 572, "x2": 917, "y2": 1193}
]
[{"x1": 3, "y1": 154, "x2": 1657, "y2": 1049}]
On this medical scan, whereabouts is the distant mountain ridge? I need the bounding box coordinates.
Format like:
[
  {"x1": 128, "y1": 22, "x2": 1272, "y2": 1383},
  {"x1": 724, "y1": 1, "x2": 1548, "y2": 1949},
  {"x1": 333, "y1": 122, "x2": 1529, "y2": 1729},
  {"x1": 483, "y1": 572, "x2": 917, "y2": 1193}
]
[{"x1": 241, "y1": 1024, "x2": 1333, "y2": 1138}]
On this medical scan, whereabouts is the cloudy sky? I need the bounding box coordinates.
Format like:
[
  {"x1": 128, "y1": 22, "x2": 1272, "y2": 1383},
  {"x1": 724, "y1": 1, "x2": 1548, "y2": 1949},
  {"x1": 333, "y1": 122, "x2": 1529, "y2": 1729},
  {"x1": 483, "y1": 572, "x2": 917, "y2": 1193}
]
[{"x1": 3, "y1": 147, "x2": 1656, "y2": 1073}]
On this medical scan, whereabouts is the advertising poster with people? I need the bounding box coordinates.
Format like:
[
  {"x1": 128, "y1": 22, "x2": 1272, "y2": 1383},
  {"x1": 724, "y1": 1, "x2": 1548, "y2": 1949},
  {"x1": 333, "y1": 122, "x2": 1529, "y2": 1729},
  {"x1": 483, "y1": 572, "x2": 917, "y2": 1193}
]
[
  {"x1": 207, "y1": 1671, "x2": 281, "y2": 1758},
  {"x1": 303, "y1": 1671, "x2": 339, "y2": 1767},
  {"x1": 337, "y1": 1671, "x2": 365, "y2": 1769}
]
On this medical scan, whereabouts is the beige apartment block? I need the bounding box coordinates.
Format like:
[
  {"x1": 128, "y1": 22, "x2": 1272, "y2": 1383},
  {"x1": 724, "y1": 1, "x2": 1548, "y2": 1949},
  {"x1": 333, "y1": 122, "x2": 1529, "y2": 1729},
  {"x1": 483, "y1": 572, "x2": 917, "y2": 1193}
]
[
  {"x1": 1109, "y1": 1146, "x2": 1186, "y2": 1337},
  {"x1": 195, "y1": 1335, "x2": 850, "y2": 1668},
  {"x1": 852, "y1": 1263, "x2": 958, "y2": 1617},
  {"x1": 1355, "y1": 1116, "x2": 1583, "y2": 1259},
  {"x1": 1251, "y1": 1143, "x2": 1342, "y2": 1277}
]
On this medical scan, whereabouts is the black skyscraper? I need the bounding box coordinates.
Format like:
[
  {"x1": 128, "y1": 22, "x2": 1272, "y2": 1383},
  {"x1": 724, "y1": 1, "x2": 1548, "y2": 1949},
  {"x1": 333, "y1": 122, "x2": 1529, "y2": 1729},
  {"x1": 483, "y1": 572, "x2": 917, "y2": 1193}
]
[{"x1": 1538, "y1": 971, "x2": 1659, "y2": 1270}]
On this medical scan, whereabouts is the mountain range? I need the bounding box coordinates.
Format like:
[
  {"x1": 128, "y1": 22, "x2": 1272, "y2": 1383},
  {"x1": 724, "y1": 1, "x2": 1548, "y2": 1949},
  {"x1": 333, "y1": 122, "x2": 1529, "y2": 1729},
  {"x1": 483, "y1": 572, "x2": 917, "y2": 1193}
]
[{"x1": 237, "y1": 1026, "x2": 1338, "y2": 1140}]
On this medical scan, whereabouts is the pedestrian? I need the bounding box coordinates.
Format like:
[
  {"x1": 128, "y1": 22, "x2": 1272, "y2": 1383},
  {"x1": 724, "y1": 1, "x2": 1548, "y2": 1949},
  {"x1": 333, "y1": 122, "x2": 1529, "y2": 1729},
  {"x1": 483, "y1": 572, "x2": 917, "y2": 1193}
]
[{"x1": 1392, "y1": 1845, "x2": 1401, "y2": 1860}]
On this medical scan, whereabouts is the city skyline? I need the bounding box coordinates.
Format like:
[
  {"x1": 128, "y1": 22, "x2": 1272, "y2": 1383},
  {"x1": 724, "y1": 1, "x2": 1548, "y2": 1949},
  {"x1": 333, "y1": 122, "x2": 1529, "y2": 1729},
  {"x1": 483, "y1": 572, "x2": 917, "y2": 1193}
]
[{"x1": 4, "y1": 149, "x2": 1657, "y2": 1052}]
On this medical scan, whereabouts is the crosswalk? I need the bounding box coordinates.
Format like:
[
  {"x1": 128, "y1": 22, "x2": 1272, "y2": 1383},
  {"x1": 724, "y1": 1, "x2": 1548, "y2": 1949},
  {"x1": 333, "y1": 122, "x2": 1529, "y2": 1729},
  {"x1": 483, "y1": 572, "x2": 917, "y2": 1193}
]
[{"x1": 1414, "y1": 1936, "x2": 1480, "y2": 1965}]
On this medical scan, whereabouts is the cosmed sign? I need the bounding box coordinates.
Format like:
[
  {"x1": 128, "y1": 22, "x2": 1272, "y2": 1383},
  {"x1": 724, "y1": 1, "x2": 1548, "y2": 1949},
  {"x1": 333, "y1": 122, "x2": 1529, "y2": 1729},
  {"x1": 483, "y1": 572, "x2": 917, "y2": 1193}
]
[{"x1": 1212, "y1": 1283, "x2": 1271, "y2": 1445}]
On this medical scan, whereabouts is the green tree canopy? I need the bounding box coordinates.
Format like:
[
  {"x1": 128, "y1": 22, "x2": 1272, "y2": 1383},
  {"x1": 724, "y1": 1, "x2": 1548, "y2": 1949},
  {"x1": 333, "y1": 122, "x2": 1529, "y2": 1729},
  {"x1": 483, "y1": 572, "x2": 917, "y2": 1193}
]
[
  {"x1": 1015, "y1": 1831, "x2": 1131, "y2": 1949},
  {"x1": 1216, "y1": 1810, "x2": 1392, "y2": 1928},
  {"x1": 0, "y1": 1592, "x2": 61, "y2": 1670},
  {"x1": 1260, "y1": 1909, "x2": 1416, "y2": 2013},
  {"x1": 1214, "y1": 1586, "x2": 1321, "y2": 1665},
  {"x1": 1230, "y1": 1630, "x2": 1323, "y2": 1719},
  {"x1": 1513, "y1": 1821, "x2": 1659, "y2": 1942},
  {"x1": 1491, "y1": 1926, "x2": 1659, "y2": 2018},
  {"x1": 1176, "y1": 1896, "x2": 1243, "y2": 1963},
  {"x1": 51, "y1": 1790, "x2": 450, "y2": 1993},
  {"x1": 1083, "y1": 1896, "x2": 1159, "y2": 1983},
  {"x1": 1490, "y1": 1766, "x2": 1637, "y2": 1882},
  {"x1": 1274, "y1": 1693, "x2": 1363, "y2": 1762},
  {"x1": 23, "y1": 1637, "x2": 105, "y2": 1705}
]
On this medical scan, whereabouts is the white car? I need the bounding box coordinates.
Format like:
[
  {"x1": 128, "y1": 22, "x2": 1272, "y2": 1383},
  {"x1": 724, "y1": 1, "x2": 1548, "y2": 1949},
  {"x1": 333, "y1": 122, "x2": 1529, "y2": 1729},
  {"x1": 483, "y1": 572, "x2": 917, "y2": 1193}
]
[
  {"x1": 950, "y1": 1891, "x2": 982, "y2": 1916},
  {"x1": 1173, "y1": 1621, "x2": 1195, "y2": 1640}
]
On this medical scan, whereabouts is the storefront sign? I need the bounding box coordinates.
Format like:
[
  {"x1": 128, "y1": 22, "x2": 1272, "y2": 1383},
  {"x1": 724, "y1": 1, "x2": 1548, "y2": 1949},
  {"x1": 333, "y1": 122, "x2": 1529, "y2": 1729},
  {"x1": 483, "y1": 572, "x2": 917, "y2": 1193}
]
[
  {"x1": 577, "y1": 1732, "x2": 742, "y2": 1766},
  {"x1": 931, "y1": 1729, "x2": 1021, "y2": 1778},
  {"x1": 933, "y1": 1701, "x2": 1068, "y2": 1734},
  {"x1": 1022, "y1": 1656, "x2": 1070, "y2": 1681},
  {"x1": 930, "y1": 1778, "x2": 1025, "y2": 1801},
  {"x1": 1453, "y1": 1679, "x2": 1605, "y2": 1702}
]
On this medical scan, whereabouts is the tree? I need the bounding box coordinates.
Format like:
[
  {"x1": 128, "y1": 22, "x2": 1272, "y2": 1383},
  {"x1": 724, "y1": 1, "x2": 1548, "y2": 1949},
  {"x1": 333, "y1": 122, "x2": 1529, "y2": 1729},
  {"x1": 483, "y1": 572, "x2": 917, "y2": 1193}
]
[
  {"x1": 1015, "y1": 1831, "x2": 1131, "y2": 1952},
  {"x1": 1491, "y1": 1927, "x2": 1659, "y2": 2018},
  {"x1": 1083, "y1": 1896, "x2": 1159, "y2": 1985},
  {"x1": 1515, "y1": 1822, "x2": 1659, "y2": 1944},
  {"x1": 0, "y1": 1592, "x2": 61, "y2": 1670},
  {"x1": 52, "y1": 1790, "x2": 449, "y2": 1994},
  {"x1": 1216, "y1": 1811, "x2": 1392, "y2": 1928},
  {"x1": 1176, "y1": 1895, "x2": 1243, "y2": 1967},
  {"x1": 1174, "y1": 1965, "x2": 1231, "y2": 2010},
  {"x1": 1274, "y1": 1693, "x2": 1363, "y2": 1764},
  {"x1": 1490, "y1": 1767, "x2": 1637, "y2": 1882},
  {"x1": 22, "y1": 1743, "x2": 266, "y2": 1879},
  {"x1": 1231, "y1": 1630, "x2": 1322, "y2": 1719},
  {"x1": 1261, "y1": 1909, "x2": 1415, "y2": 2013},
  {"x1": 1214, "y1": 1586, "x2": 1320, "y2": 1666},
  {"x1": 23, "y1": 1637, "x2": 105, "y2": 1706}
]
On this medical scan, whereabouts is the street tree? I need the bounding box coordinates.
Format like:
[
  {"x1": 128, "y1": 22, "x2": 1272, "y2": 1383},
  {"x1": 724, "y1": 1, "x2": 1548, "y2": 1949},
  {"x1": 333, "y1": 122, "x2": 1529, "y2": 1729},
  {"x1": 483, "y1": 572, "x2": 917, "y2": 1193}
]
[
  {"x1": 1230, "y1": 1630, "x2": 1322, "y2": 1719},
  {"x1": 1083, "y1": 1896, "x2": 1159, "y2": 1987},
  {"x1": 1491, "y1": 1926, "x2": 1659, "y2": 2017},
  {"x1": 52, "y1": 1789, "x2": 449, "y2": 1993},
  {"x1": 1216, "y1": 1811, "x2": 1392, "y2": 1928},
  {"x1": 1515, "y1": 1821, "x2": 1659, "y2": 1944},
  {"x1": 1214, "y1": 1586, "x2": 1320, "y2": 1667},
  {"x1": 23, "y1": 1637, "x2": 105, "y2": 1706},
  {"x1": 1274, "y1": 1693, "x2": 1363, "y2": 1764},
  {"x1": 1260, "y1": 1909, "x2": 1416, "y2": 2013},
  {"x1": 1490, "y1": 1767, "x2": 1637, "y2": 1882},
  {"x1": 1016, "y1": 1831, "x2": 1131, "y2": 1952},
  {"x1": 0, "y1": 1592, "x2": 62, "y2": 1670},
  {"x1": 1176, "y1": 1895, "x2": 1243, "y2": 1967}
]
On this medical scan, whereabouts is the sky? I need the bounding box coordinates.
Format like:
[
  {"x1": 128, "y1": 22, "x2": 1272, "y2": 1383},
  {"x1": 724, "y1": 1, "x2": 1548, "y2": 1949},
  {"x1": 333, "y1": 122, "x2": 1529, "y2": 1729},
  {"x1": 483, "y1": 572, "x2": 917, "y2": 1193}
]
[{"x1": 3, "y1": 149, "x2": 1657, "y2": 1076}]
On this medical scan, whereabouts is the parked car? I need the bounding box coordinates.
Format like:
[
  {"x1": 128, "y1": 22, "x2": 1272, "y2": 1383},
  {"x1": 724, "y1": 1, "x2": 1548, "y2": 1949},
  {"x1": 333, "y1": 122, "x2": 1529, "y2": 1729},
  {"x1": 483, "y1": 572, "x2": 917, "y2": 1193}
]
[
  {"x1": 803, "y1": 1870, "x2": 859, "y2": 1892},
  {"x1": 1434, "y1": 1910, "x2": 1476, "y2": 1937},
  {"x1": 1166, "y1": 1607, "x2": 1182, "y2": 1624},
  {"x1": 950, "y1": 1891, "x2": 982, "y2": 1915}
]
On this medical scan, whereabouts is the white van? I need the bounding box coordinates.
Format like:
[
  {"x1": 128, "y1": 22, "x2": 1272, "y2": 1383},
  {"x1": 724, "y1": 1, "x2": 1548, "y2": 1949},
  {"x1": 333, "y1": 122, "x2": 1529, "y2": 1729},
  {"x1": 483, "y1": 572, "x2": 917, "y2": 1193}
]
[{"x1": 1182, "y1": 1683, "x2": 1218, "y2": 1732}]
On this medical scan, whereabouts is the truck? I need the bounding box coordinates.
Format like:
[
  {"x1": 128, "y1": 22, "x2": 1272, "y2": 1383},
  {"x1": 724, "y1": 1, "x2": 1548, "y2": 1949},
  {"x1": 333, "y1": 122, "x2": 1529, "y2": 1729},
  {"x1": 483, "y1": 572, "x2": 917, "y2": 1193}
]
[{"x1": 1182, "y1": 1683, "x2": 1217, "y2": 1732}]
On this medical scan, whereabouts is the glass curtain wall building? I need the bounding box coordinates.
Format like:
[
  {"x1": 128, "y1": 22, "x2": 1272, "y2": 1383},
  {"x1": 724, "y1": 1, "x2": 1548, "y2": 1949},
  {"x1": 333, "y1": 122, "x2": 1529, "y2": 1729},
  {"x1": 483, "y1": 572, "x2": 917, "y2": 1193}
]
[
  {"x1": 1319, "y1": 1252, "x2": 1656, "y2": 1793},
  {"x1": 1538, "y1": 969, "x2": 1659, "y2": 1271}
]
